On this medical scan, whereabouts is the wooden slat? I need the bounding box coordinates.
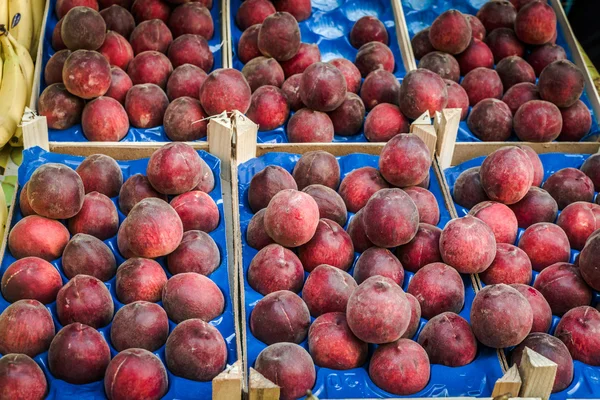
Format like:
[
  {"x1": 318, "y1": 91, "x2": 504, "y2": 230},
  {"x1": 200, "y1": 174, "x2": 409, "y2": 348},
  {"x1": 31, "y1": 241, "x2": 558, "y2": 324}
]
[
  {"x1": 518, "y1": 347, "x2": 557, "y2": 400},
  {"x1": 221, "y1": 0, "x2": 232, "y2": 68},
  {"x1": 212, "y1": 360, "x2": 242, "y2": 400},
  {"x1": 391, "y1": 0, "x2": 417, "y2": 71},
  {"x1": 434, "y1": 108, "x2": 461, "y2": 169},
  {"x1": 249, "y1": 368, "x2": 280, "y2": 400},
  {"x1": 492, "y1": 364, "x2": 522, "y2": 398}
]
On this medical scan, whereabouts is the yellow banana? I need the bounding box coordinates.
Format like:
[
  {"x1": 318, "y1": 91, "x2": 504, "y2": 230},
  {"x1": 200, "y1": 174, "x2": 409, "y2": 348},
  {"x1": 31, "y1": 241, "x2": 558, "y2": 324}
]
[
  {"x1": 0, "y1": 33, "x2": 27, "y2": 147},
  {"x1": 0, "y1": 0, "x2": 8, "y2": 31},
  {"x1": 6, "y1": 30, "x2": 33, "y2": 99},
  {"x1": 8, "y1": 0, "x2": 32, "y2": 52},
  {"x1": 29, "y1": 0, "x2": 42, "y2": 59}
]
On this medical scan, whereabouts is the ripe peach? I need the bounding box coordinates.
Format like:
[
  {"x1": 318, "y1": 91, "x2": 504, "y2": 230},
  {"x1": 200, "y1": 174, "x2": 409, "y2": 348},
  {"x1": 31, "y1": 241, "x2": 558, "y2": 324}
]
[
  {"x1": 429, "y1": 10, "x2": 472, "y2": 54},
  {"x1": 19, "y1": 183, "x2": 35, "y2": 216},
  {"x1": 81, "y1": 96, "x2": 129, "y2": 141},
  {"x1": 250, "y1": 290, "x2": 310, "y2": 344},
  {"x1": 63, "y1": 50, "x2": 111, "y2": 99},
  {"x1": 543, "y1": 167, "x2": 595, "y2": 209},
  {"x1": 396, "y1": 223, "x2": 442, "y2": 273},
  {"x1": 502, "y1": 82, "x2": 540, "y2": 114},
  {"x1": 272, "y1": 0, "x2": 310, "y2": 21},
  {"x1": 328, "y1": 93, "x2": 365, "y2": 137},
  {"x1": 301, "y1": 184, "x2": 346, "y2": 227},
  {"x1": 199, "y1": 68, "x2": 252, "y2": 115},
  {"x1": 418, "y1": 312, "x2": 477, "y2": 367},
  {"x1": 62, "y1": 233, "x2": 116, "y2": 281},
  {"x1": 461, "y1": 67, "x2": 504, "y2": 106},
  {"x1": 163, "y1": 96, "x2": 208, "y2": 141},
  {"x1": 236, "y1": 0, "x2": 275, "y2": 31},
  {"x1": 539, "y1": 60, "x2": 585, "y2": 108},
  {"x1": 165, "y1": 319, "x2": 227, "y2": 380},
  {"x1": 56, "y1": 275, "x2": 114, "y2": 328},
  {"x1": 100, "y1": 5, "x2": 135, "y2": 38},
  {"x1": 469, "y1": 200, "x2": 518, "y2": 244},
  {"x1": 170, "y1": 191, "x2": 219, "y2": 233},
  {"x1": 347, "y1": 209, "x2": 373, "y2": 252},
  {"x1": 116, "y1": 257, "x2": 167, "y2": 303},
  {"x1": 255, "y1": 343, "x2": 315, "y2": 400},
  {"x1": 350, "y1": 16, "x2": 388, "y2": 49},
  {"x1": 407, "y1": 262, "x2": 464, "y2": 319},
  {"x1": 296, "y1": 218, "x2": 352, "y2": 269},
  {"x1": 329, "y1": 58, "x2": 362, "y2": 94},
  {"x1": 8, "y1": 216, "x2": 70, "y2": 261},
  {"x1": 162, "y1": 272, "x2": 224, "y2": 322},
  {"x1": 127, "y1": 51, "x2": 173, "y2": 88},
  {"x1": 125, "y1": 83, "x2": 169, "y2": 128},
  {"x1": 302, "y1": 264, "x2": 357, "y2": 317},
  {"x1": 411, "y1": 28, "x2": 434, "y2": 60},
  {"x1": 354, "y1": 41, "x2": 394, "y2": 77},
  {"x1": 246, "y1": 86, "x2": 290, "y2": 131},
  {"x1": 554, "y1": 306, "x2": 600, "y2": 365},
  {"x1": 479, "y1": 244, "x2": 532, "y2": 285},
  {"x1": 455, "y1": 39, "x2": 494, "y2": 75},
  {"x1": 404, "y1": 186, "x2": 439, "y2": 225},
  {"x1": 131, "y1": 0, "x2": 170, "y2": 23},
  {"x1": 402, "y1": 293, "x2": 421, "y2": 339},
  {"x1": 514, "y1": 100, "x2": 563, "y2": 142},
  {"x1": 166, "y1": 230, "x2": 219, "y2": 277},
  {"x1": 44, "y1": 49, "x2": 70, "y2": 84},
  {"x1": 248, "y1": 165, "x2": 297, "y2": 212},
  {"x1": 440, "y1": 215, "x2": 496, "y2": 273},
  {"x1": 287, "y1": 108, "x2": 334, "y2": 142},
  {"x1": 52, "y1": 18, "x2": 67, "y2": 50},
  {"x1": 48, "y1": 323, "x2": 111, "y2": 384},
  {"x1": 420, "y1": 49, "x2": 462, "y2": 80},
  {"x1": 558, "y1": 99, "x2": 592, "y2": 141},
  {"x1": 118, "y1": 174, "x2": 167, "y2": 215},
  {"x1": 467, "y1": 98, "x2": 513, "y2": 141},
  {"x1": 0, "y1": 354, "x2": 47, "y2": 400},
  {"x1": 581, "y1": 153, "x2": 600, "y2": 191},
  {"x1": 338, "y1": 166, "x2": 389, "y2": 213},
  {"x1": 514, "y1": 1, "x2": 556, "y2": 45},
  {"x1": 1, "y1": 257, "x2": 62, "y2": 304},
  {"x1": 557, "y1": 202, "x2": 600, "y2": 250},
  {"x1": 353, "y1": 247, "x2": 404, "y2": 285},
  {"x1": 480, "y1": 146, "x2": 533, "y2": 204},
  {"x1": 238, "y1": 24, "x2": 261, "y2": 64},
  {"x1": 280, "y1": 43, "x2": 320, "y2": 78},
  {"x1": 168, "y1": 3, "x2": 213, "y2": 39},
  {"x1": 476, "y1": 0, "x2": 517, "y2": 31},
  {"x1": 166, "y1": 64, "x2": 207, "y2": 100},
  {"x1": 110, "y1": 301, "x2": 168, "y2": 352},
  {"x1": 466, "y1": 14, "x2": 486, "y2": 40},
  {"x1": 130, "y1": 19, "x2": 172, "y2": 55},
  {"x1": 509, "y1": 187, "x2": 558, "y2": 229},
  {"x1": 98, "y1": 31, "x2": 133, "y2": 70},
  {"x1": 281, "y1": 73, "x2": 303, "y2": 111},
  {"x1": 359, "y1": 69, "x2": 400, "y2": 110},
  {"x1": 485, "y1": 27, "x2": 525, "y2": 63},
  {"x1": 579, "y1": 234, "x2": 600, "y2": 290},
  {"x1": 519, "y1": 222, "x2": 569, "y2": 272},
  {"x1": 527, "y1": 43, "x2": 567, "y2": 76},
  {"x1": 510, "y1": 284, "x2": 552, "y2": 333},
  {"x1": 258, "y1": 12, "x2": 300, "y2": 61},
  {"x1": 56, "y1": 0, "x2": 98, "y2": 18},
  {"x1": 247, "y1": 244, "x2": 303, "y2": 295},
  {"x1": 168, "y1": 33, "x2": 214, "y2": 71},
  {"x1": 246, "y1": 209, "x2": 273, "y2": 250},
  {"x1": 104, "y1": 349, "x2": 168, "y2": 400},
  {"x1": 147, "y1": 142, "x2": 203, "y2": 195},
  {"x1": 105, "y1": 67, "x2": 133, "y2": 105},
  {"x1": 0, "y1": 300, "x2": 54, "y2": 357},
  {"x1": 399, "y1": 68, "x2": 448, "y2": 119},
  {"x1": 380, "y1": 133, "x2": 431, "y2": 187},
  {"x1": 61, "y1": 6, "x2": 106, "y2": 50},
  {"x1": 363, "y1": 104, "x2": 407, "y2": 142},
  {"x1": 299, "y1": 62, "x2": 346, "y2": 112},
  {"x1": 496, "y1": 56, "x2": 536, "y2": 89},
  {"x1": 445, "y1": 80, "x2": 470, "y2": 120},
  {"x1": 242, "y1": 57, "x2": 285, "y2": 92},
  {"x1": 534, "y1": 262, "x2": 592, "y2": 316}
]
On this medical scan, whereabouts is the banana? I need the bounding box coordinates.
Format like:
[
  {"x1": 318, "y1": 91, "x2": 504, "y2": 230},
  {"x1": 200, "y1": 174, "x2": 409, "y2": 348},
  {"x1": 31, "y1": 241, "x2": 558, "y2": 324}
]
[
  {"x1": 0, "y1": 33, "x2": 27, "y2": 147},
  {"x1": 0, "y1": 0, "x2": 8, "y2": 31},
  {"x1": 29, "y1": 0, "x2": 42, "y2": 59},
  {"x1": 6, "y1": 30, "x2": 33, "y2": 99},
  {"x1": 8, "y1": 0, "x2": 32, "y2": 52}
]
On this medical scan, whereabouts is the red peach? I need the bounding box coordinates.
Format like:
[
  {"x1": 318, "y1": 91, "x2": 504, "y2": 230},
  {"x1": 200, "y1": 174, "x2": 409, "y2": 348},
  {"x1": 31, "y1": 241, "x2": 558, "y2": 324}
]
[
  {"x1": 538, "y1": 60, "x2": 585, "y2": 108},
  {"x1": 163, "y1": 96, "x2": 208, "y2": 141},
  {"x1": 496, "y1": 56, "x2": 536, "y2": 89},
  {"x1": 118, "y1": 173, "x2": 167, "y2": 215},
  {"x1": 353, "y1": 247, "x2": 404, "y2": 285},
  {"x1": 300, "y1": 62, "x2": 347, "y2": 112},
  {"x1": 518, "y1": 222, "x2": 570, "y2": 271},
  {"x1": 56, "y1": 0, "x2": 98, "y2": 18},
  {"x1": 19, "y1": 183, "x2": 35, "y2": 217},
  {"x1": 37, "y1": 83, "x2": 84, "y2": 129},
  {"x1": 99, "y1": 31, "x2": 134, "y2": 70},
  {"x1": 166, "y1": 64, "x2": 207, "y2": 101},
  {"x1": 242, "y1": 57, "x2": 285, "y2": 92},
  {"x1": 105, "y1": 67, "x2": 133, "y2": 105},
  {"x1": 272, "y1": 0, "x2": 310, "y2": 21},
  {"x1": 411, "y1": 28, "x2": 434, "y2": 60},
  {"x1": 404, "y1": 186, "x2": 439, "y2": 226},
  {"x1": 485, "y1": 27, "x2": 525, "y2": 63},
  {"x1": 246, "y1": 85, "x2": 290, "y2": 131},
  {"x1": 480, "y1": 146, "x2": 533, "y2": 204},
  {"x1": 350, "y1": 16, "x2": 389, "y2": 49},
  {"x1": 467, "y1": 98, "x2": 513, "y2": 141},
  {"x1": 399, "y1": 68, "x2": 448, "y2": 119},
  {"x1": 396, "y1": 223, "x2": 442, "y2": 273},
  {"x1": 297, "y1": 218, "x2": 354, "y2": 272},
  {"x1": 510, "y1": 284, "x2": 552, "y2": 333},
  {"x1": 364, "y1": 103, "x2": 408, "y2": 142},
  {"x1": 44, "y1": 49, "x2": 71, "y2": 84},
  {"x1": 429, "y1": 10, "x2": 472, "y2": 54},
  {"x1": 131, "y1": 0, "x2": 170, "y2": 23},
  {"x1": 509, "y1": 187, "x2": 558, "y2": 228},
  {"x1": 527, "y1": 43, "x2": 567, "y2": 76},
  {"x1": 127, "y1": 51, "x2": 173, "y2": 88},
  {"x1": 81, "y1": 96, "x2": 129, "y2": 141},
  {"x1": 543, "y1": 167, "x2": 595, "y2": 209},
  {"x1": 581, "y1": 153, "x2": 600, "y2": 191},
  {"x1": 479, "y1": 243, "x2": 532, "y2": 285},
  {"x1": 56, "y1": 275, "x2": 114, "y2": 328},
  {"x1": 517, "y1": 144, "x2": 544, "y2": 187},
  {"x1": 167, "y1": 33, "x2": 214, "y2": 71},
  {"x1": 52, "y1": 18, "x2": 66, "y2": 50},
  {"x1": 360, "y1": 69, "x2": 400, "y2": 110},
  {"x1": 250, "y1": 290, "x2": 310, "y2": 344},
  {"x1": 476, "y1": 0, "x2": 517, "y2": 31},
  {"x1": 502, "y1": 82, "x2": 540, "y2": 114},
  {"x1": 514, "y1": 1, "x2": 557, "y2": 45},
  {"x1": 1, "y1": 257, "x2": 62, "y2": 304},
  {"x1": 8, "y1": 216, "x2": 70, "y2": 261},
  {"x1": 287, "y1": 108, "x2": 334, "y2": 142},
  {"x1": 328, "y1": 58, "x2": 362, "y2": 94},
  {"x1": 238, "y1": 24, "x2": 261, "y2": 64},
  {"x1": 162, "y1": 272, "x2": 224, "y2": 322},
  {"x1": 170, "y1": 190, "x2": 219, "y2": 232},
  {"x1": 466, "y1": 14, "x2": 486, "y2": 40},
  {"x1": 419, "y1": 51, "x2": 460, "y2": 81},
  {"x1": 63, "y1": 50, "x2": 111, "y2": 99},
  {"x1": 418, "y1": 312, "x2": 477, "y2": 366},
  {"x1": 281, "y1": 73, "x2": 303, "y2": 111},
  {"x1": 461, "y1": 67, "x2": 504, "y2": 106},
  {"x1": 62, "y1": 233, "x2": 116, "y2": 281},
  {"x1": 100, "y1": 5, "x2": 135, "y2": 38},
  {"x1": 354, "y1": 42, "x2": 394, "y2": 77},
  {"x1": 557, "y1": 201, "x2": 600, "y2": 250},
  {"x1": 514, "y1": 100, "x2": 563, "y2": 142},
  {"x1": 328, "y1": 93, "x2": 365, "y2": 137},
  {"x1": 579, "y1": 233, "x2": 600, "y2": 290},
  {"x1": 125, "y1": 83, "x2": 169, "y2": 128},
  {"x1": 61, "y1": 6, "x2": 106, "y2": 51},
  {"x1": 280, "y1": 43, "x2": 320, "y2": 78},
  {"x1": 379, "y1": 133, "x2": 431, "y2": 187},
  {"x1": 167, "y1": 230, "x2": 220, "y2": 276},
  {"x1": 554, "y1": 306, "x2": 600, "y2": 365},
  {"x1": 168, "y1": 3, "x2": 213, "y2": 39},
  {"x1": 338, "y1": 166, "x2": 389, "y2": 213},
  {"x1": 534, "y1": 262, "x2": 592, "y2": 315},
  {"x1": 116, "y1": 257, "x2": 167, "y2": 303},
  {"x1": 248, "y1": 165, "x2": 297, "y2": 213},
  {"x1": 445, "y1": 79, "x2": 470, "y2": 120},
  {"x1": 0, "y1": 300, "x2": 55, "y2": 357},
  {"x1": 302, "y1": 264, "x2": 357, "y2": 317},
  {"x1": 0, "y1": 354, "x2": 47, "y2": 400},
  {"x1": 402, "y1": 293, "x2": 421, "y2": 339},
  {"x1": 130, "y1": 19, "x2": 172, "y2": 55},
  {"x1": 199, "y1": 68, "x2": 252, "y2": 115},
  {"x1": 258, "y1": 12, "x2": 300, "y2": 61},
  {"x1": 407, "y1": 262, "x2": 464, "y2": 319},
  {"x1": 302, "y1": 184, "x2": 347, "y2": 227},
  {"x1": 147, "y1": 142, "x2": 204, "y2": 194},
  {"x1": 346, "y1": 208, "x2": 374, "y2": 252},
  {"x1": 246, "y1": 209, "x2": 274, "y2": 250},
  {"x1": 247, "y1": 243, "x2": 303, "y2": 295},
  {"x1": 110, "y1": 301, "x2": 169, "y2": 352},
  {"x1": 469, "y1": 201, "x2": 518, "y2": 244},
  {"x1": 558, "y1": 99, "x2": 592, "y2": 141},
  {"x1": 455, "y1": 39, "x2": 494, "y2": 75},
  {"x1": 236, "y1": 0, "x2": 275, "y2": 31}
]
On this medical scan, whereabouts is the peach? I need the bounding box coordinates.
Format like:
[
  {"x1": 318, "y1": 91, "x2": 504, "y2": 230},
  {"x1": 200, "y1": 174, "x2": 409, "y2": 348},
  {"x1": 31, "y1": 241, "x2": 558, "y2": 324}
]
[
  {"x1": 496, "y1": 56, "x2": 536, "y2": 89},
  {"x1": 469, "y1": 201, "x2": 518, "y2": 244},
  {"x1": 509, "y1": 187, "x2": 558, "y2": 228},
  {"x1": 502, "y1": 82, "x2": 540, "y2": 114},
  {"x1": 328, "y1": 93, "x2": 365, "y2": 136},
  {"x1": 29, "y1": 162, "x2": 81, "y2": 213},
  {"x1": 485, "y1": 27, "x2": 525, "y2": 63},
  {"x1": 534, "y1": 262, "x2": 592, "y2": 316},
  {"x1": 579, "y1": 234, "x2": 600, "y2": 290},
  {"x1": 510, "y1": 0, "x2": 538, "y2": 9},
  {"x1": 527, "y1": 43, "x2": 567, "y2": 76},
  {"x1": 238, "y1": 24, "x2": 261, "y2": 64},
  {"x1": 477, "y1": 0, "x2": 517, "y2": 31},
  {"x1": 467, "y1": 98, "x2": 512, "y2": 141},
  {"x1": 246, "y1": 85, "x2": 290, "y2": 131},
  {"x1": 402, "y1": 293, "x2": 421, "y2": 339},
  {"x1": 61, "y1": 6, "x2": 106, "y2": 51},
  {"x1": 461, "y1": 67, "x2": 504, "y2": 106},
  {"x1": 44, "y1": 49, "x2": 70, "y2": 84},
  {"x1": 170, "y1": 191, "x2": 219, "y2": 233},
  {"x1": 247, "y1": 243, "x2": 303, "y2": 295},
  {"x1": 280, "y1": 43, "x2": 320, "y2": 78},
  {"x1": 62, "y1": 233, "x2": 116, "y2": 281},
  {"x1": 308, "y1": 312, "x2": 368, "y2": 370},
  {"x1": 147, "y1": 143, "x2": 203, "y2": 195},
  {"x1": 511, "y1": 333, "x2": 573, "y2": 392},
  {"x1": 404, "y1": 186, "x2": 439, "y2": 225},
  {"x1": 281, "y1": 73, "x2": 303, "y2": 111},
  {"x1": 246, "y1": 209, "x2": 274, "y2": 250},
  {"x1": 354, "y1": 42, "x2": 394, "y2": 77},
  {"x1": 0, "y1": 300, "x2": 54, "y2": 357},
  {"x1": 99, "y1": 31, "x2": 134, "y2": 70},
  {"x1": 581, "y1": 153, "x2": 600, "y2": 191},
  {"x1": 287, "y1": 108, "x2": 334, "y2": 142},
  {"x1": 396, "y1": 223, "x2": 442, "y2": 273},
  {"x1": 1, "y1": 257, "x2": 62, "y2": 304},
  {"x1": 360, "y1": 69, "x2": 400, "y2": 110},
  {"x1": 455, "y1": 39, "x2": 494, "y2": 75},
  {"x1": 199, "y1": 68, "x2": 252, "y2": 115},
  {"x1": 302, "y1": 264, "x2": 357, "y2": 317},
  {"x1": 56, "y1": 0, "x2": 98, "y2": 18},
  {"x1": 510, "y1": 284, "x2": 552, "y2": 333},
  {"x1": 104, "y1": 349, "x2": 168, "y2": 400},
  {"x1": 105, "y1": 67, "x2": 133, "y2": 104},
  {"x1": 131, "y1": 0, "x2": 170, "y2": 23},
  {"x1": 52, "y1": 18, "x2": 67, "y2": 50},
  {"x1": 418, "y1": 312, "x2": 477, "y2": 366},
  {"x1": 168, "y1": 34, "x2": 211, "y2": 73},
  {"x1": 557, "y1": 202, "x2": 600, "y2": 250},
  {"x1": 539, "y1": 60, "x2": 585, "y2": 108},
  {"x1": 369, "y1": 339, "x2": 430, "y2": 395},
  {"x1": 118, "y1": 173, "x2": 167, "y2": 215},
  {"x1": 445, "y1": 79, "x2": 470, "y2": 120},
  {"x1": 116, "y1": 257, "x2": 167, "y2": 303},
  {"x1": 236, "y1": 0, "x2": 275, "y2": 31},
  {"x1": 297, "y1": 218, "x2": 353, "y2": 272},
  {"x1": 272, "y1": 0, "x2": 310, "y2": 21},
  {"x1": 166, "y1": 64, "x2": 207, "y2": 100},
  {"x1": 0, "y1": 354, "x2": 47, "y2": 400},
  {"x1": 125, "y1": 83, "x2": 169, "y2": 128},
  {"x1": 299, "y1": 62, "x2": 346, "y2": 112},
  {"x1": 347, "y1": 276, "x2": 411, "y2": 344},
  {"x1": 127, "y1": 51, "x2": 173, "y2": 88},
  {"x1": 471, "y1": 283, "x2": 533, "y2": 348},
  {"x1": 63, "y1": 50, "x2": 111, "y2": 99},
  {"x1": 353, "y1": 247, "x2": 404, "y2": 285},
  {"x1": 350, "y1": 16, "x2": 388, "y2": 49},
  {"x1": 110, "y1": 301, "x2": 168, "y2": 352},
  {"x1": 466, "y1": 14, "x2": 486, "y2": 40},
  {"x1": 554, "y1": 306, "x2": 600, "y2": 365},
  {"x1": 399, "y1": 68, "x2": 448, "y2": 118},
  {"x1": 254, "y1": 343, "x2": 315, "y2": 400},
  {"x1": 329, "y1": 58, "x2": 362, "y2": 94},
  {"x1": 346, "y1": 209, "x2": 374, "y2": 252},
  {"x1": 81, "y1": 96, "x2": 129, "y2": 141},
  {"x1": 302, "y1": 184, "x2": 347, "y2": 227},
  {"x1": 258, "y1": 12, "x2": 300, "y2": 61},
  {"x1": 56, "y1": 275, "x2": 114, "y2": 328},
  {"x1": 242, "y1": 57, "x2": 285, "y2": 92},
  {"x1": 168, "y1": 3, "x2": 213, "y2": 39},
  {"x1": 162, "y1": 272, "x2": 223, "y2": 323},
  {"x1": 439, "y1": 215, "x2": 497, "y2": 273},
  {"x1": 514, "y1": 1, "x2": 556, "y2": 45},
  {"x1": 558, "y1": 99, "x2": 592, "y2": 141},
  {"x1": 250, "y1": 290, "x2": 310, "y2": 344},
  {"x1": 480, "y1": 146, "x2": 533, "y2": 204},
  {"x1": 100, "y1": 5, "x2": 135, "y2": 38},
  {"x1": 48, "y1": 323, "x2": 111, "y2": 384},
  {"x1": 165, "y1": 318, "x2": 227, "y2": 380},
  {"x1": 130, "y1": 19, "x2": 172, "y2": 55},
  {"x1": 379, "y1": 133, "x2": 431, "y2": 187},
  {"x1": 364, "y1": 103, "x2": 409, "y2": 142},
  {"x1": 407, "y1": 262, "x2": 464, "y2": 319},
  {"x1": 420, "y1": 52, "x2": 461, "y2": 83},
  {"x1": 8, "y1": 216, "x2": 70, "y2": 261},
  {"x1": 518, "y1": 222, "x2": 570, "y2": 271},
  {"x1": 543, "y1": 167, "x2": 595, "y2": 209},
  {"x1": 514, "y1": 100, "x2": 563, "y2": 142},
  {"x1": 163, "y1": 96, "x2": 208, "y2": 141},
  {"x1": 166, "y1": 230, "x2": 219, "y2": 276},
  {"x1": 19, "y1": 183, "x2": 35, "y2": 216},
  {"x1": 517, "y1": 144, "x2": 544, "y2": 187},
  {"x1": 429, "y1": 10, "x2": 472, "y2": 54},
  {"x1": 479, "y1": 243, "x2": 532, "y2": 285},
  {"x1": 411, "y1": 28, "x2": 434, "y2": 60},
  {"x1": 248, "y1": 165, "x2": 297, "y2": 212},
  {"x1": 338, "y1": 166, "x2": 389, "y2": 213}
]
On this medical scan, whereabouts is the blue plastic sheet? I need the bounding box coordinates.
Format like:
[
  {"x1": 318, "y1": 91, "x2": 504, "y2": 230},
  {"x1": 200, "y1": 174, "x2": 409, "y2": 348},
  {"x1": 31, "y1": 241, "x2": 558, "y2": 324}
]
[
  {"x1": 0, "y1": 147, "x2": 236, "y2": 399},
  {"x1": 230, "y1": 0, "x2": 408, "y2": 143},
  {"x1": 401, "y1": 0, "x2": 600, "y2": 142},
  {"x1": 238, "y1": 152, "x2": 504, "y2": 399},
  {"x1": 40, "y1": 0, "x2": 223, "y2": 142},
  {"x1": 444, "y1": 152, "x2": 600, "y2": 398}
]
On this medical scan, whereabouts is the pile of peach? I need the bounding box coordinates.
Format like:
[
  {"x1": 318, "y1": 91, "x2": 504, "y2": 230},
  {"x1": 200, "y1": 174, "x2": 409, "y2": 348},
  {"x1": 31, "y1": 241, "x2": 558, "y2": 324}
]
[
  {"x1": 242, "y1": 133, "x2": 490, "y2": 398},
  {"x1": 412, "y1": 0, "x2": 591, "y2": 142},
  {"x1": 37, "y1": 0, "x2": 241, "y2": 141},
  {"x1": 452, "y1": 146, "x2": 600, "y2": 392},
  {"x1": 234, "y1": 0, "x2": 420, "y2": 142},
  {"x1": 0, "y1": 143, "x2": 229, "y2": 400}
]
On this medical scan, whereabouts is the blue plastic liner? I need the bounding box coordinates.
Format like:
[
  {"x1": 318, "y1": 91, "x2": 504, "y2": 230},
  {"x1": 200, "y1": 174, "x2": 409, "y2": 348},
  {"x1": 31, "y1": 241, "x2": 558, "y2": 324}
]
[
  {"x1": 238, "y1": 152, "x2": 504, "y2": 399},
  {"x1": 444, "y1": 152, "x2": 600, "y2": 398},
  {"x1": 401, "y1": 0, "x2": 599, "y2": 142},
  {"x1": 230, "y1": 0, "x2": 408, "y2": 143},
  {"x1": 40, "y1": 0, "x2": 223, "y2": 142},
  {"x1": 0, "y1": 147, "x2": 236, "y2": 399}
]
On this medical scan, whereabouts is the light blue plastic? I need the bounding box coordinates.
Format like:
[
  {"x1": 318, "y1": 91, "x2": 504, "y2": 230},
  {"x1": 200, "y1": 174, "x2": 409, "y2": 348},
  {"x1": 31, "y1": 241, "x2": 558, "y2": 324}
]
[
  {"x1": 444, "y1": 152, "x2": 600, "y2": 398},
  {"x1": 238, "y1": 152, "x2": 504, "y2": 399},
  {"x1": 401, "y1": 0, "x2": 600, "y2": 142},
  {"x1": 40, "y1": 0, "x2": 222, "y2": 142},
  {"x1": 0, "y1": 147, "x2": 236, "y2": 399},
  {"x1": 230, "y1": 0, "x2": 408, "y2": 143}
]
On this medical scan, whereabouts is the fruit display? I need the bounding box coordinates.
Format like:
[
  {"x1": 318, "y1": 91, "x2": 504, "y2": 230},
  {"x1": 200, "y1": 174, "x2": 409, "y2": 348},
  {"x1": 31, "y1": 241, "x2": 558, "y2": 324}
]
[
  {"x1": 238, "y1": 134, "x2": 507, "y2": 399},
  {"x1": 403, "y1": 0, "x2": 599, "y2": 142},
  {"x1": 36, "y1": 0, "x2": 224, "y2": 142},
  {"x1": 230, "y1": 0, "x2": 426, "y2": 143},
  {"x1": 445, "y1": 146, "x2": 600, "y2": 397},
  {"x1": 0, "y1": 144, "x2": 237, "y2": 399}
]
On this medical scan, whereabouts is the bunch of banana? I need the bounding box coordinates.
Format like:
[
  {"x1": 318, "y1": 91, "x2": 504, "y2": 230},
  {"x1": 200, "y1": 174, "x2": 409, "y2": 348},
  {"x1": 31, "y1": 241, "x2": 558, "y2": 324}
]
[{"x1": 3, "y1": 0, "x2": 45, "y2": 59}]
